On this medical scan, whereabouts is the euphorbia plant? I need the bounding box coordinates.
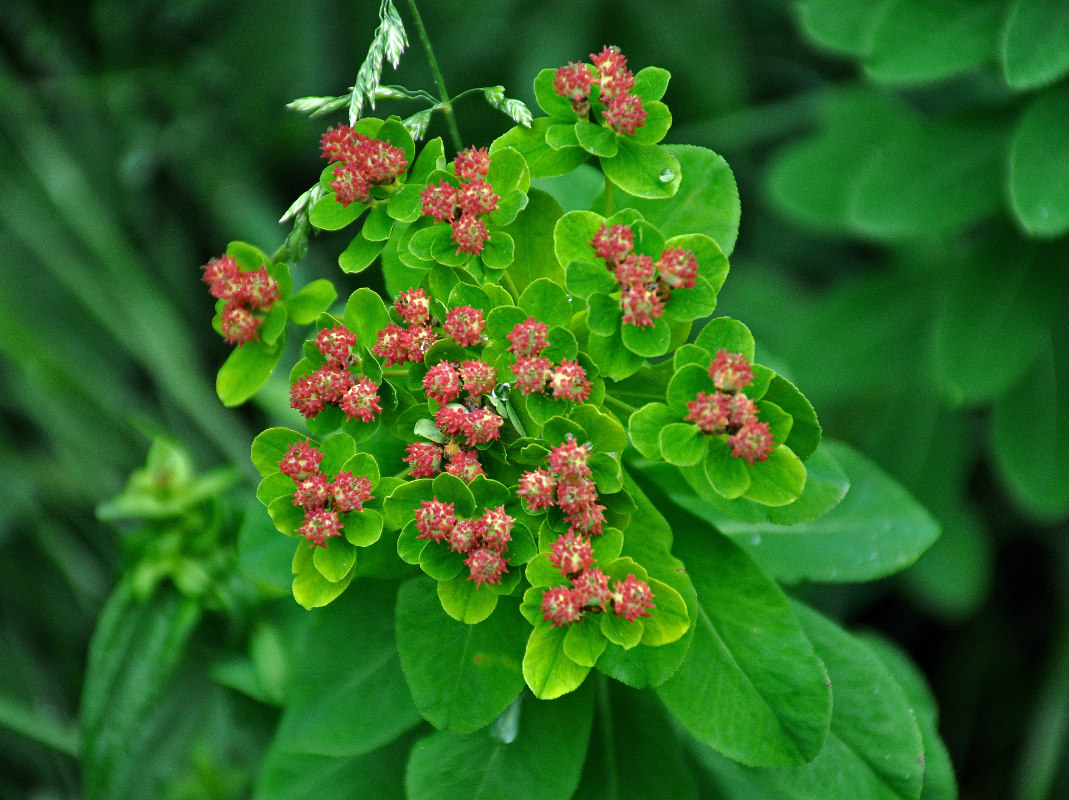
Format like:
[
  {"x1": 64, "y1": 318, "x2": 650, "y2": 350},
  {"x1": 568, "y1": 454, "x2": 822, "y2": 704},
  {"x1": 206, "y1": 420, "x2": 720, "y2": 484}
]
[{"x1": 200, "y1": 2, "x2": 955, "y2": 797}]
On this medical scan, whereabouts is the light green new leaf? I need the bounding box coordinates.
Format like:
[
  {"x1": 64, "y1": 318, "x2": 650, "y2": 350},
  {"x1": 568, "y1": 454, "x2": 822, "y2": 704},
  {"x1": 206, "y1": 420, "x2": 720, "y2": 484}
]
[
  {"x1": 285, "y1": 279, "x2": 337, "y2": 324},
  {"x1": 216, "y1": 333, "x2": 286, "y2": 407},
  {"x1": 1010, "y1": 87, "x2": 1069, "y2": 238}
]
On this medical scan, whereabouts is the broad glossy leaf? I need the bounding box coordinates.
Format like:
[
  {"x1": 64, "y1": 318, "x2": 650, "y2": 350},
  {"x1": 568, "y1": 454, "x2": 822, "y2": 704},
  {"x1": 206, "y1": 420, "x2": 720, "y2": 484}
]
[
  {"x1": 395, "y1": 577, "x2": 526, "y2": 733},
  {"x1": 492, "y1": 117, "x2": 590, "y2": 178},
  {"x1": 216, "y1": 334, "x2": 285, "y2": 407},
  {"x1": 251, "y1": 427, "x2": 306, "y2": 478},
  {"x1": 312, "y1": 538, "x2": 356, "y2": 582},
  {"x1": 254, "y1": 736, "x2": 410, "y2": 800},
  {"x1": 741, "y1": 445, "x2": 806, "y2": 507},
  {"x1": 519, "y1": 277, "x2": 573, "y2": 329},
  {"x1": 309, "y1": 191, "x2": 366, "y2": 231},
  {"x1": 609, "y1": 144, "x2": 740, "y2": 256},
  {"x1": 285, "y1": 279, "x2": 337, "y2": 324},
  {"x1": 575, "y1": 120, "x2": 618, "y2": 157},
  {"x1": 502, "y1": 189, "x2": 566, "y2": 292},
  {"x1": 621, "y1": 317, "x2": 671, "y2": 358},
  {"x1": 864, "y1": 0, "x2": 1002, "y2": 84},
  {"x1": 237, "y1": 501, "x2": 294, "y2": 591},
  {"x1": 339, "y1": 229, "x2": 387, "y2": 274},
  {"x1": 601, "y1": 138, "x2": 680, "y2": 200},
  {"x1": 437, "y1": 573, "x2": 500, "y2": 624},
  {"x1": 343, "y1": 288, "x2": 390, "y2": 352},
  {"x1": 1010, "y1": 87, "x2": 1069, "y2": 237},
  {"x1": 850, "y1": 112, "x2": 1007, "y2": 238},
  {"x1": 992, "y1": 329, "x2": 1069, "y2": 520},
  {"x1": 405, "y1": 685, "x2": 593, "y2": 800},
  {"x1": 523, "y1": 624, "x2": 592, "y2": 700},
  {"x1": 275, "y1": 580, "x2": 420, "y2": 755},
  {"x1": 656, "y1": 520, "x2": 832, "y2": 766},
  {"x1": 291, "y1": 544, "x2": 353, "y2": 609},
  {"x1": 713, "y1": 440, "x2": 940, "y2": 583},
  {"x1": 795, "y1": 0, "x2": 896, "y2": 57},
  {"x1": 627, "y1": 402, "x2": 675, "y2": 461},
  {"x1": 933, "y1": 232, "x2": 1060, "y2": 404},
  {"x1": 587, "y1": 329, "x2": 645, "y2": 381},
  {"x1": 693, "y1": 603, "x2": 925, "y2": 800},
  {"x1": 1002, "y1": 0, "x2": 1069, "y2": 89}
]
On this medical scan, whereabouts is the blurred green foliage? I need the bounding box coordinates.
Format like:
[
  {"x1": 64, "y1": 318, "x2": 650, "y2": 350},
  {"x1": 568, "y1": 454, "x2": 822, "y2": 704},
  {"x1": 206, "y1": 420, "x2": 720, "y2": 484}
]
[{"x1": 1, "y1": 1, "x2": 1067, "y2": 799}]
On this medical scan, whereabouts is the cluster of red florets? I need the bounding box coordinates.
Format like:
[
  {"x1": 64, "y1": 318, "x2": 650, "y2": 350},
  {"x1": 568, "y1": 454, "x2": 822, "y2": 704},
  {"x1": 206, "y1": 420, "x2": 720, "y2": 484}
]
[
  {"x1": 552, "y1": 46, "x2": 647, "y2": 135},
  {"x1": 419, "y1": 147, "x2": 499, "y2": 256},
  {"x1": 279, "y1": 441, "x2": 374, "y2": 548},
  {"x1": 589, "y1": 223, "x2": 699, "y2": 329},
  {"x1": 414, "y1": 499, "x2": 514, "y2": 587},
  {"x1": 524, "y1": 439, "x2": 654, "y2": 627},
  {"x1": 506, "y1": 318, "x2": 592, "y2": 402},
  {"x1": 201, "y1": 255, "x2": 281, "y2": 346},
  {"x1": 684, "y1": 350, "x2": 773, "y2": 465},
  {"x1": 372, "y1": 288, "x2": 439, "y2": 367},
  {"x1": 518, "y1": 437, "x2": 606, "y2": 536},
  {"x1": 290, "y1": 323, "x2": 382, "y2": 424},
  {"x1": 320, "y1": 125, "x2": 408, "y2": 207}
]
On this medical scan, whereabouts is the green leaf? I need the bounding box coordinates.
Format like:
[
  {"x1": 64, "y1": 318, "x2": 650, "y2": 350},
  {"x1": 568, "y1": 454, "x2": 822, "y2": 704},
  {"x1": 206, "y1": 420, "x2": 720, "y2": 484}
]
[
  {"x1": 501, "y1": 188, "x2": 566, "y2": 293},
  {"x1": 518, "y1": 277, "x2": 573, "y2": 329},
  {"x1": 850, "y1": 112, "x2": 1008, "y2": 238},
  {"x1": 601, "y1": 138, "x2": 680, "y2": 200},
  {"x1": 436, "y1": 573, "x2": 500, "y2": 624},
  {"x1": 701, "y1": 437, "x2": 751, "y2": 499},
  {"x1": 621, "y1": 317, "x2": 672, "y2": 358},
  {"x1": 285, "y1": 279, "x2": 337, "y2": 324},
  {"x1": 795, "y1": 0, "x2": 896, "y2": 57},
  {"x1": 216, "y1": 334, "x2": 286, "y2": 407},
  {"x1": 933, "y1": 232, "x2": 1061, "y2": 404},
  {"x1": 309, "y1": 189, "x2": 366, "y2": 231},
  {"x1": 237, "y1": 502, "x2": 293, "y2": 591},
  {"x1": 492, "y1": 117, "x2": 590, "y2": 178},
  {"x1": 533, "y1": 68, "x2": 579, "y2": 120},
  {"x1": 251, "y1": 427, "x2": 306, "y2": 478},
  {"x1": 395, "y1": 577, "x2": 526, "y2": 733},
  {"x1": 628, "y1": 402, "x2": 676, "y2": 460},
  {"x1": 992, "y1": 329, "x2": 1069, "y2": 520},
  {"x1": 254, "y1": 736, "x2": 411, "y2": 800},
  {"x1": 667, "y1": 441, "x2": 849, "y2": 526},
  {"x1": 339, "y1": 228, "x2": 388, "y2": 274},
  {"x1": 562, "y1": 619, "x2": 608, "y2": 667},
  {"x1": 409, "y1": 136, "x2": 446, "y2": 184},
  {"x1": 554, "y1": 209, "x2": 606, "y2": 270},
  {"x1": 609, "y1": 144, "x2": 740, "y2": 256},
  {"x1": 486, "y1": 145, "x2": 531, "y2": 195},
  {"x1": 522, "y1": 624, "x2": 592, "y2": 700},
  {"x1": 312, "y1": 538, "x2": 356, "y2": 582},
  {"x1": 362, "y1": 203, "x2": 395, "y2": 241},
  {"x1": 291, "y1": 544, "x2": 353, "y2": 609},
  {"x1": 587, "y1": 329, "x2": 645, "y2": 381},
  {"x1": 863, "y1": 0, "x2": 1003, "y2": 84},
  {"x1": 666, "y1": 363, "x2": 710, "y2": 416},
  {"x1": 1002, "y1": 0, "x2": 1069, "y2": 89},
  {"x1": 766, "y1": 88, "x2": 917, "y2": 233},
  {"x1": 631, "y1": 100, "x2": 672, "y2": 145},
  {"x1": 404, "y1": 685, "x2": 593, "y2": 800},
  {"x1": 388, "y1": 182, "x2": 425, "y2": 222},
  {"x1": 1010, "y1": 87, "x2": 1069, "y2": 237},
  {"x1": 713, "y1": 440, "x2": 941, "y2": 583},
  {"x1": 575, "y1": 120, "x2": 618, "y2": 157},
  {"x1": 693, "y1": 603, "x2": 925, "y2": 800},
  {"x1": 660, "y1": 423, "x2": 705, "y2": 467},
  {"x1": 741, "y1": 446, "x2": 807, "y2": 507},
  {"x1": 585, "y1": 292, "x2": 620, "y2": 335},
  {"x1": 545, "y1": 122, "x2": 580, "y2": 150},
  {"x1": 344, "y1": 287, "x2": 390, "y2": 350},
  {"x1": 693, "y1": 316, "x2": 755, "y2": 362},
  {"x1": 342, "y1": 508, "x2": 383, "y2": 548},
  {"x1": 656, "y1": 523, "x2": 832, "y2": 766},
  {"x1": 762, "y1": 375, "x2": 821, "y2": 460},
  {"x1": 275, "y1": 581, "x2": 421, "y2": 755}
]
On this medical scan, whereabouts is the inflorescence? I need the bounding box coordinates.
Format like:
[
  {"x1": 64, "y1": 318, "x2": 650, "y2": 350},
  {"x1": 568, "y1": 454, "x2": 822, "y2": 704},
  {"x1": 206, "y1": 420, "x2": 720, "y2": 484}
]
[
  {"x1": 291, "y1": 323, "x2": 383, "y2": 424},
  {"x1": 590, "y1": 223, "x2": 699, "y2": 328},
  {"x1": 201, "y1": 255, "x2": 280, "y2": 345},
  {"x1": 415, "y1": 499, "x2": 514, "y2": 587},
  {"x1": 321, "y1": 125, "x2": 409, "y2": 207},
  {"x1": 553, "y1": 46, "x2": 647, "y2": 135},
  {"x1": 420, "y1": 146, "x2": 499, "y2": 256},
  {"x1": 684, "y1": 350, "x2": 773, "y2": 465},
  {"x1": 279, "y1": 440, "x2": 374, "y2": 548}
]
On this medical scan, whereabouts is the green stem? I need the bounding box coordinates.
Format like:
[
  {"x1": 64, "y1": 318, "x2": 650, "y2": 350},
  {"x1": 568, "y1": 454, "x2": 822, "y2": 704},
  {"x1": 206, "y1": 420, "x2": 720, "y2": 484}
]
[
  {"x1": 382, "y1": 367, "x2": 411, "y2": 379},
  {"x1": 596, "y1": 673, "x2": 620, "y2": 800},
  {"x1": 403, "y1": 0, "x2": 464, "y2": 151},
  {"x1": 603, "y1": 173, "x2": 615, "y2": 217},
  {"x1": 0, "y1": 691, "x2": 80, "y2": 758},
  {"x1": 501, "y1": 271, "x2": 521, "y2": 303},
  {"x1": 603, "y1": 394, "x2": 637, "y2": 417}
]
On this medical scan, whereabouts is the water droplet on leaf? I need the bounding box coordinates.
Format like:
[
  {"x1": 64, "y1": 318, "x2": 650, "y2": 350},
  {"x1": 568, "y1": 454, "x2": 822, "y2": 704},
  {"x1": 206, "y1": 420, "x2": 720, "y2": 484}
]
[{"x1": 658, "y1": 168, "x2": 675, "y2": 183}]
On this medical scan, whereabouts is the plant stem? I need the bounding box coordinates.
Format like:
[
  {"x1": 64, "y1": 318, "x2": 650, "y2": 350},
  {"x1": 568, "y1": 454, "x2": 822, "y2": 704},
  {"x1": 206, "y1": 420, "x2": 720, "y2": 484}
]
[
  {"x1": 403, "y1": 0, "x2": 464, "y2": 152},
  {"x1": 603, "y1": 394, "x2": 637, "y2": 417},
  {"x1": 382, "y1": 367, "x2": 411, "y2": 379},
  {"x1": 596, "y1": 673, "x2": 620, "y2": 800},
  {"x1": 603, "y1": 174, "x2": 615, "y2": 217},
  {"x1": 501, "y1": 271, "x2": 520, "y2": 303}
]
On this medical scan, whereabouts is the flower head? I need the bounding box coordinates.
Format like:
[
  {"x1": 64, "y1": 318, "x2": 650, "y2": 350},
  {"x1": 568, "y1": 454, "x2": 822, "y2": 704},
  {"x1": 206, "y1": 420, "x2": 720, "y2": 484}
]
[
  {"x1": 465, "y1": 407, "x2": 503, "y2": 445},
  {"x1": 465, "y1": 547, "x2": 507, "y2": 586},
  {"x1": 456, "y1": 179, "x2": 499, "y2": 218},
  {"x1": 454, "y1": 147, "x2": 491, "y2": 181},
  {"x1": 372, "y1": 323, "x2": 410, "y2": 366},
  {"x1": 709, "y1": 350, "x2": 754, "y2": 393},
  {"x1": 329, "y1": 472, "x2": 374, "y2": 513},
  {"x1": 219, "y1": 303, "x2": 263, "y2": 346},
  {"x1": 728, "y1": 418, "x2": 773, "y2": 465},
  {"x1": 445, "y1": 449, "x2": 485, "y2": 483},
  {"x1": 590, "y1": 223, "x2": 634, "y2": 265},
  {"x1": 612, "y1": 574, "x2": 655, "y2": 622},
  {"x1": 549, "y1": 359, "x2": 591, "y2": 403},
  {"x1": 507, "y1": 318, "x2": 550, "y2": 358},
  {"x1": 396, "y1": 288, "x2": 432, "y2": 326},
  {"x1": 685, "y1": 391, "x2": 732, "y2": 435},
  {"x1": 572, "y1": 567, "x2": 612, "y2": 607},
  {"x1": 339, "y1": 377, "x2": 382, "y2": 423},
  {"x1": 292, "y1": 473, "x2": 330, "y2": 510},
  {"x1": 415, "y1": 499, "x2": 456, "y2": 543},
  {"x1": 450, "y1": 215, "x2": 490, "y2": 256},
  {"x1": 447, "y1": 516, "x2": 486, "y2": 553},
  {"x1": 404, "y1": 442, "x2": 443, "y2": 478},
  {"x1": 517, "y1": 468, "x2": 557, "y2": 511},
  {"x1": 420, "y1": 180, "x2": 457, "y2": 222},
  {"x1": 480, "y1": 506, "x2": 514, "y2": 552},
  {"x1": 315, "y1": 324, "x2": 358, "y2": 365},
  {"x1": 459, "y1": 359, "x2": 497, "y2": 398},
  {"x1": 602, "y1": 92, "x2": 646, "y2": 135},
  {"x1": 541, "y1": 586, "x2": 584, "y2": 627},
  {"x1": 512, "y1": 355, "x2": 553, "y2": 395},
  {"x1": 424, "y1": 361, "x2": 462, "y2": 405},
  {"x1": 547, "y1": 437, "x2": 592, "y2": 482},
  {"x1": 549, "y1": 531, "x2": 594, "y2": 576},
  {"x1": 298, "y1": 508, "x2": 343, "y2": 549},
  {"x1": 620, "y1": 283, "x2": 664, "y2": 328},
  {"x1": 657, "y1": 247, "x2": 699, "y2": 290},
  {"x1": 443, "y1": 305, "x2": 485, "y2": 347},
  {"x1": 279, "y1": 441, "x2": 322, "y2": 481}
]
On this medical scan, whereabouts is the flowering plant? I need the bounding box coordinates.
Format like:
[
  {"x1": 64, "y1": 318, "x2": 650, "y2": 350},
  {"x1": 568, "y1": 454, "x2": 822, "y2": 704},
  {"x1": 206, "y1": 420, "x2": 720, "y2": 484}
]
[{"x1": 192, "y1": 3, "x2": 953, "y2": 797}]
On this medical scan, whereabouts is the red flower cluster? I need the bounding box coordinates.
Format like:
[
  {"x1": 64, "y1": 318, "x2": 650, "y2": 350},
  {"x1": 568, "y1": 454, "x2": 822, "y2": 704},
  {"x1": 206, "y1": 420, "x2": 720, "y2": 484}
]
[
  {"x1": 531, "y1": 448, "x2": 655, "y2": 628},
  {"x1": 419, "y1": 147, "x2": 499, "y2": 256},
  {"x1": 320, "y1": 125, "x2": 408, "y2": 207},
  {"x1": 506, "y1": 318, "x2": 591, "y2": 402},
  {"x1": 684, "y1": 350, "x2": 772, "y2": 465},
  {"x1": 553, "y1": 46, "x2": 647, "y2": 135},
  {"x1": 290, "y1": 323, "x2": 382, "y2": 424},
  {"x1": 518, "y1": 436, "x2": 605, "y2": 536},
  {"x1": 201, "y1": 254, "x2": 281, "y2": 346},
  {"x1": 414, "y1": 499, "x2": 513, "y2": 587},
  {"x1": 279, "y1": 441, "x2": 374, "y2": 548},
  {"x1": 372, "y1": 288, "x2": 438, "y2": 366},
  {"x1": 589, "y1": 223, "x2": 699, "y2": 328},
  {"x1": 442, "y1": 305, "x2": 485, "y2": 347},
  {"x1": 423, "y1": 359, "x2": 498, "y2": 405}
]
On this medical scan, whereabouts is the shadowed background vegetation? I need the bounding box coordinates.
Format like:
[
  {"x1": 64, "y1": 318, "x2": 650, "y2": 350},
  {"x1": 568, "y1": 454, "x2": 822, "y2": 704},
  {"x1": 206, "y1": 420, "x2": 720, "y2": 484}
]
[{"x1": 2, "y1": 1, "x2": 1067, "y2": 798}]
